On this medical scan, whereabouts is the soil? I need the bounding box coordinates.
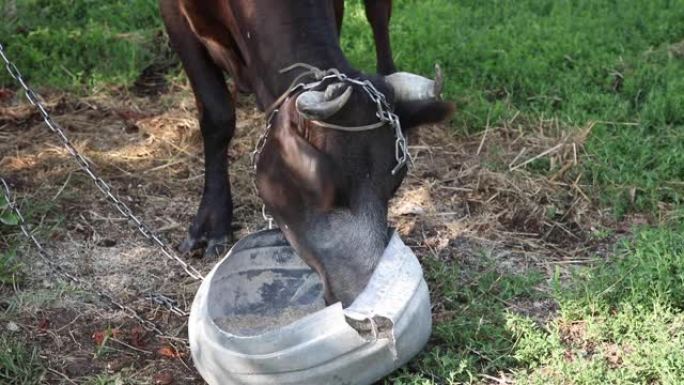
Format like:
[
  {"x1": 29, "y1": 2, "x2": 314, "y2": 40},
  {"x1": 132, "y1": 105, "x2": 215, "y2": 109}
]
[{"x1": 0, "y1": 74, "x2": 629, "y2": 383}]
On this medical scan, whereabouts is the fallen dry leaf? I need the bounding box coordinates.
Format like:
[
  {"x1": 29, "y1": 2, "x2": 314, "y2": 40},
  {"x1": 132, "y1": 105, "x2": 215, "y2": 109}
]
[
  {"x1": 153, "y1": 371, "x2": 174, "y2": 385},
  {"x1": 0, "y1": 88, "x2": 14, "y2": 102},
  {"x1": 92, "y1": 328, "x2": 121, "y2": 346},
  {"x1": 157, "y1": 345, "x2": 184, "y2": 359},
  {"x1": 92, "y1": 330, "x2": 106, "y2": 346},
  {"x1": 37, "y1": 319, "x2": 50, "y2": 330},
  {"x1": 128, "y1": 326, "x2": 147, "y2": 348}
]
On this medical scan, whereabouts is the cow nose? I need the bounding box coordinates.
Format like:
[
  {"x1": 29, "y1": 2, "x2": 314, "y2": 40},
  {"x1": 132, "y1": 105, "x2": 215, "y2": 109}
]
[{"x1": 300, "y1": 190, "x2": 389, "y2": 306}]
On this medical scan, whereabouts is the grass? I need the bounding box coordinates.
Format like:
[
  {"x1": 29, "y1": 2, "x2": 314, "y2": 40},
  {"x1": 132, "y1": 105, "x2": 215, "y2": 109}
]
[
  {"x1": 0, "y1": 251, "x2": 21, "y2": 286},
  {"x1": 0, "y1": 337, "x2": 45, "y2": 385},
  {"x1": 0, "y1": 0, "x2": 162, "y2": 90},
  {"x1": 2, "y1": 0, "x2": 684, "y2": 384},
  {"x1": 0, "y1": 196, "x2": 41, "y2": 385},
  {"x1": 510, "y1": 223, "x2": 684, "y2": 385},
  {"x1": 1, "y1": 194, "x2": 22, "y2": 285},
  {"x1": 386, "y1": 255, "x2": 546, "y2": 384},
  {"x1": 340, "y1": 0, "x2": 684, "y2": 215},
  {"x1": 1, "y1": 185, "x2": 55, "y2": 385},
  {"x1": 84, "y1": 374, "x2": 131, "y2": 385},
  {"x1": 385, "y1": 222, "x2": 684, "y2": 384},
  {"x1": 0, "y1": 186, "x2": 65, "y2": 288}
]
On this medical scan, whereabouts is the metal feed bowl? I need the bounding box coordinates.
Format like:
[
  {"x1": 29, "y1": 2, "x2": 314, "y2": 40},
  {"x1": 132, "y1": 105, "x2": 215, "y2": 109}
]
[{"x1": 189, "y1": 229, "x2": 432, "y2": 385}]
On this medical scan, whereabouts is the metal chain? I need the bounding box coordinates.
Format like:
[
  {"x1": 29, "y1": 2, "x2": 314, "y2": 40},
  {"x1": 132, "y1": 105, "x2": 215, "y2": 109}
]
[
  {"x1": 0, "y1": 178, "x2": 190, "y2": 336},
  {"x1": 250, "y1": 108, "x2": 279, "y2": 172},
  {"x1": 312, "y1": 71, "x2": 410, "y2": 175},
  {"x1": 249, "y1": 108, "x2": 278, "y2": 230},
  {"x1": 0, "y1": 43, "x2": 204, "y2": 281},
  {"x1": 251, "y1": 65, "x2": 410, "y2": 176},
  {"x1": 144, "y1": 292, "x2": 188, "y2": 317}
]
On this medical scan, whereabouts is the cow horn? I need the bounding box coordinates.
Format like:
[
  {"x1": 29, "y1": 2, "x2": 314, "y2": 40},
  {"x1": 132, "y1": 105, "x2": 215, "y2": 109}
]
[
  {"x1": 385, "y1": 64, "x2": 443, "y2": 102},
  {"x1": 296, "y1": 83, "x2": 353, "y2": 120}
]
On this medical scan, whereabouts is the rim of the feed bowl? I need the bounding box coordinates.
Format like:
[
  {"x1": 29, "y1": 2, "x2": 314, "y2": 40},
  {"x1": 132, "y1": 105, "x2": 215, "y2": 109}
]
[{"x1": 199, "y1": 227, "x2": 425, "y2": 341}]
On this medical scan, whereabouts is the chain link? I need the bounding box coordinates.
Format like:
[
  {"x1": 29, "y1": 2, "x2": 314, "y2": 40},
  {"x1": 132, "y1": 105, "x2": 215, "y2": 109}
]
[
  {"x1": 1, "y1": 178, "x2": 184, "y2": 336},
  {"x1": 144, "y1": 292, "x2": 188, "y2": 317},
  {"x1": 0, "y1": 43, "x2": 204, "y2": 281},
  {"x1": 250, "y1": 108, "x2": 278, "y2": 172},
  {"x1": 252, "y1": 65, "x2": 410, "y2": 176}
]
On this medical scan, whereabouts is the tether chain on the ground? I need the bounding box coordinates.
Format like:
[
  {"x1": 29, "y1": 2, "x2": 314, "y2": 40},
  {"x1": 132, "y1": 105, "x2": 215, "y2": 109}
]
[
  {"x1": 0, "y1": 43, "x2": 204, "y2": 282},
  {"x1": 1, "y1": 178, "x2": 187, "y2": 337}
]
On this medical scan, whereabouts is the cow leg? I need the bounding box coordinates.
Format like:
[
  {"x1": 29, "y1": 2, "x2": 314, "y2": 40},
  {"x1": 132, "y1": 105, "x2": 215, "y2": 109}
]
[
  {"x1": 160, "y1": 1, "x2": 235, "y2": 258},
  {"x1": 333, "y1": 0, "x2": 344, "y2": 37},
  {"x1": 363, "y1": 0, "x2": 397, "y2": 75}
]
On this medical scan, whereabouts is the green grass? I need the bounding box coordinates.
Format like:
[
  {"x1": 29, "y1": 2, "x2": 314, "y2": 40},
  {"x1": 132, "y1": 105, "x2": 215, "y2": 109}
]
[
  {"x1": 0, "y1": 196, "x2": 46, "y2": 385},
  {"x1": 380, "y1": 248, "x2": 546, "y2": 384},
  {"x1": 0, "y1": 0, "x2": 162, "y2": 90},
  {"x1": 0, "y1": 337, "x2": 45, "y2": 385},
  {"x1": 0, "y1": 251, "x2": 21, "y2": 286},
  {"x1": 510, "y1": 223, "x2": 684, "y2": 385},
  {"x1": 84, "y1": 373, "x2": 132, "y2": 385},
  {"x1": 0, "y1": 194, "x2": 22, "y2": 285},
  {"x1": 1, "y1": 187, "x2": 66, "y2": 288},
  {"x1": 385, "y1": 223, "x2": 684, "y2": 385},
  {"x1": 340, "y1": 0, "x2": 684, "y2": 214},
  {"x1": 563, "y1": 226, "x2": 684, "y2": 313},
  {"x1": 343, "y1": 0, "x2": 684, "y2": 126}
]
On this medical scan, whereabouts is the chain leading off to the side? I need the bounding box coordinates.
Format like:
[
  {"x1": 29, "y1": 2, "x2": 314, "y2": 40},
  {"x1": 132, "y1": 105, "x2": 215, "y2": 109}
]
[
  {"x1": 0, "y1": 43, "x2": 204, "y2": 281},
  {"x1": 0, "y1": 178, "x2": 191, "y2": 335}
]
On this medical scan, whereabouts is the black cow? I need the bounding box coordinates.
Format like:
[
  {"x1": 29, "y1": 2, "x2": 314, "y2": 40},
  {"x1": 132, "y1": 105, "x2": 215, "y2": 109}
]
[{"x1": 159, "y1": 0, "x2": 453, "y2": 306}]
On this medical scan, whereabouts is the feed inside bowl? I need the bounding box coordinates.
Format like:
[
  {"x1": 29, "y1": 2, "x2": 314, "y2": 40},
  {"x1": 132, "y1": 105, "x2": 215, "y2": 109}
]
[{"x1": 206, "y1": 230, "x2": 325, "y2": 336}]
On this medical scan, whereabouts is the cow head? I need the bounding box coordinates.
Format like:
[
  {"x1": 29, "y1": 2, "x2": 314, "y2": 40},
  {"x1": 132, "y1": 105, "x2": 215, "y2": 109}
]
[{"x1": 255, "y1": 68, "x2": 453, "y2": 307}]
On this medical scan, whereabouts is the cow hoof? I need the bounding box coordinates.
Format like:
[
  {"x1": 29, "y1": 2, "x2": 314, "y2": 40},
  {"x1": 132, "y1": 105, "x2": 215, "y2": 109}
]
[
  {"x1": 178, "y1": 235, "x2": 202, "y2": 256},
  {"x1": 178, "y1": 234, "x2": 231, "y2": 258},
  {"x1": 204, "y1": 236, "x2": 231, "y2": 258}
]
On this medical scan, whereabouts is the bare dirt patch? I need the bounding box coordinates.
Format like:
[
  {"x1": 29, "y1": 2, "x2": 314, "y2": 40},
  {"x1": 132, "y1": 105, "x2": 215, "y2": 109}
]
[{"x1": 1, "y1": 82, "x2": 621, "y2": 383}]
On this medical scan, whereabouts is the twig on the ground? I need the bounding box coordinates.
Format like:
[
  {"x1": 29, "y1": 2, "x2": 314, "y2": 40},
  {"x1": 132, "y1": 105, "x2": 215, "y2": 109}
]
[
  {"x1": 544, "y1": 258, "x2": 599, "y2": 265},
  {"x1": 55, "y1": 312, "x2": 85, "y2": 333},
  {"x1": 510, "y1": 142, "x2": 564, "y2": 171},
  {"x1": 480, "y1": 373, "x2": 513, "y2": 384},
  {"x1": 477, "y1": 118, "x2": 490, "y2": 155},
  {"x1": 571, "y1": 173, "x2": 591, "y2": 202},
  {"x1": 508, "y1": 147, "x2": 528, "y2": 170},
  {"x1": 51, "y1": 171, "x2": 73, "y2": 201},
  {"x1": 110, "y1": 337, "x2": 153, "y2": 355},
  {"x1": 47, "y1": 366, "x2": 78, "y2": 385}
]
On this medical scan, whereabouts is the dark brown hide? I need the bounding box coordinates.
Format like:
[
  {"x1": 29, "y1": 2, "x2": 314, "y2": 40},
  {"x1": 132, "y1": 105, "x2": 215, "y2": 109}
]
[{"x1": 160, "y1": 0, "x2": 452, "y2": 305}]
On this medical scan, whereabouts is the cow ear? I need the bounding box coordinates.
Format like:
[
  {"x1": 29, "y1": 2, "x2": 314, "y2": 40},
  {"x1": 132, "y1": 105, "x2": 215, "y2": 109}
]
[
  {"x1": 384, "y1": 65, "x2": 454, "y2": 130},
  {"x1": 256, "y1": 105, "x2": 341, "y2": 213},
  {"x1": 394, "y1": 99, "x2": 454, "y2": 130}
]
